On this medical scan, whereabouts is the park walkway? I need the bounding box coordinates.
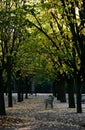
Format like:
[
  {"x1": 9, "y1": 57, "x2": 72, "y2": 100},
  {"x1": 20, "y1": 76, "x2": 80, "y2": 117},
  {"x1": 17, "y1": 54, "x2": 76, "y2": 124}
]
[{"x1": 1, "y1": 94, "x2": 85, "y2": 130}]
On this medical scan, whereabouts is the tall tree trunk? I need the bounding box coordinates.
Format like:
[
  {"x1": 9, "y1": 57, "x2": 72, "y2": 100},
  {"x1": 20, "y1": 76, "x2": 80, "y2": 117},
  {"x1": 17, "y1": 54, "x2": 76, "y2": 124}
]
[
  {"x1": 17, "y1": 78, "x2": 23, "y2": 102},
  {"x1": 76, "y1": 75, "x2": 82, "y2": 113},
  {"x1": 6, "y1": 56, "x2": 13, "y2": 107},
  {"x1": 56, "y1": 82, "x2": 61, "y2": 100},
  {"x1": 67, "y1": 78, "x2": 75, "y2": 108},
  {"x1": 25, "y1": 77, "x2": 28, "y2": 99},
  {"x1": 0, "y1": 68, "x2": 6, "y2": 115},
  {"x1": 8, "y1": 80, "x2": 13, "y2": 107},
  {"x1": 52, "y1": 80, "x2": 57, "y2": 97},
  {"x1": 58, "y1": 79, "x2": 66, "y2": 103},
  {"x1": 60, "y1": 85, "x2": 66, "y2": 103},
  {"x1": 17, "y1": 79, "x2": 22, "y2": 102}
]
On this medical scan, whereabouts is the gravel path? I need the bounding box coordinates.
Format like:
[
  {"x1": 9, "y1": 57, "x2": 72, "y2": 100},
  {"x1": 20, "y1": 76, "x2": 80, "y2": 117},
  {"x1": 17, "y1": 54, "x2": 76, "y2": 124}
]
[{"x1": 0, "y1": 94, "x2": 85, "y2": 130}]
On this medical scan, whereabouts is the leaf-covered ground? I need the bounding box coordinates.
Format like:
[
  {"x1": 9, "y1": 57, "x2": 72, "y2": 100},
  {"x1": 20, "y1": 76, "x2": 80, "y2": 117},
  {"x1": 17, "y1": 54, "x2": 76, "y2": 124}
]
[{"x1": 0, "y1": 95, "x2": 85, "y2": 130}]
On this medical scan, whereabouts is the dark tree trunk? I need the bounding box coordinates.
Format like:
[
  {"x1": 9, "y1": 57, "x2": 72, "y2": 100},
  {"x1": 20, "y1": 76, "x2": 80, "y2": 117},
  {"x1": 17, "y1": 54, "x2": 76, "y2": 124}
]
[
  {"x1": 52, "y1": 80, "x2": 57, "y2": 97},
  {"x1": 25, "y1": 77, "x2": 28, "y2": 99},
  {"x1": 6, "y1": 56, "x2": 13, "y2": 107},
  {"x1": 76, "y1": 75, "x2": 82, "y2": 113},
  {"x1": 60, "y1": 85, "x2": 66, "y2": 103},
  {"x1": 0, "y1": 92, "x2": 6, "y2": 115},
  {"x1": 7, "y1": 72, "x2": 13, "y2": 107},
  {"x1": 67, "y1": 78, "x2": 75, "y2": 108},
  {"x1": 17, "y1": 81, "x2": 22, "y2": 102},
  {"x1": 25, "y1": 93, "x2": 28, "y2": 99},
  {"x1": 58, "y1": 79, "x2": 66, "y2": 103},
  {"x1": 56, "y1": 83, "x2": 61, "y2": 100},
  {"x1": 8, "y1": 84, "x2": 13, "y2": 107},
  {"x1": 17, "y1": 78, "x2": 23, "y2": 102},
  {"x1": 0, "y1": 69, "x2": 6, "y2": 115},
  {"x1": 18, "y1": 92, "x2": 22, "y2": 102}
]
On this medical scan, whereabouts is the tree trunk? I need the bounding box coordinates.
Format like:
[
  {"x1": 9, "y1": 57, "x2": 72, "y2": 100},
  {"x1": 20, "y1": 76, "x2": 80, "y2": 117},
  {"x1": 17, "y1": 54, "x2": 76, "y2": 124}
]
[
  {"x1": 52, "y1": 80, "x2": 57, "y2": 97},
  {"x1": 6, "y1": 56, "x2": 13, "y2": 107},
  {"x1": 67, "y1": 78, "x2": 75, "y2": 108},
  {"x1": 56, "y1": 83, "x2": 61, "y2": 100},
  {"x1": 76, "y1": 76, "x2": 82, "y2": 113},
  {"x1": 0, "y1": 92, "x2": 6, "y2": 115},
  {"x1": 59, "y1": 80, "x2": 66, "y2": 103},
  {"x1": 60, "y1": 86, "x2": 66, "y2": 102},
  {"x1": 8, "y1": 84, "x2": 13, "y2": 107},
  {"x1": 17, "y1": 80, "x2": 22, "y2": 102},
  {"x1": 25, "y1": 93, "x2": 28, "y2": 99},
  {"x1": 0, "y1": 69, "x2": 6, "y2": 115},
  {"x1": 7, "y1": 73, "x2": 13, "y2": 107},
  {"x1": 17, "y1": 78, "x2": 23, "y2": 102},
  {"x1": 24, "y1": 77, "x2": 28, "y2": 99}
]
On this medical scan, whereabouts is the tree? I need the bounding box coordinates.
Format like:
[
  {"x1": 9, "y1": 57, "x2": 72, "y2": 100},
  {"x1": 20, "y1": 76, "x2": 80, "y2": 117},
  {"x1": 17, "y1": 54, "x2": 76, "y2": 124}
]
[
  {"x1": 59, "y1": 0, "x2": 85, "y2": 113},
  {"x1": 25, "y1": 0, "x2": 85, "y2": 112},
  {"x1": 25, "y1": 0, "x2": 73, "y2": 103},
  {"x1": 0, "y1": 0, "x2": 33, "y2": 113}
]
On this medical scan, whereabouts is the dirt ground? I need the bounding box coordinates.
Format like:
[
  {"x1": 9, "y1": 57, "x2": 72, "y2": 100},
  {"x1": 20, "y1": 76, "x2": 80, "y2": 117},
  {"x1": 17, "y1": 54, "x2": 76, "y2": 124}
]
[{"x1": 0, "y1": 94, "x2": 85, "y2": 130}]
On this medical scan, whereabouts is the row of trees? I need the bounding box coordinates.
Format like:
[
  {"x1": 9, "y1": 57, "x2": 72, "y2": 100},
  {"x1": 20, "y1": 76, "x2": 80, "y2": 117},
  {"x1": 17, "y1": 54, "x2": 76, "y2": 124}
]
[
  {"x1": 27, "y1": 0, "x2": 85, "y2": 113},
  {"x1": 0, "y1": 0, "x2": 85, "y2": 115}
]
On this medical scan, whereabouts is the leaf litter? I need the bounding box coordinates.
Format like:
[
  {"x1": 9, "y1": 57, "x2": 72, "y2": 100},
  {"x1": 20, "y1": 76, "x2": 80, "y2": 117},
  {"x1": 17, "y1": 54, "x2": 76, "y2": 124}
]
[{"x1": 0, "y1": 95, "x2": 85, "y2": 130}]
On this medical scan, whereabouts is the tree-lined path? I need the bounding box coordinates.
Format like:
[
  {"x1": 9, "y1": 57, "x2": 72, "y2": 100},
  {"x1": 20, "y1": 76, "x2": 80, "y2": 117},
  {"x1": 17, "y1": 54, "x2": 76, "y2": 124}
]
[
  {"x1": 0, "y1": 94, "x2": 85, "y2": 130},
  {"x1": 0, "y1": 0, "x2": 85, "y2": 129}
]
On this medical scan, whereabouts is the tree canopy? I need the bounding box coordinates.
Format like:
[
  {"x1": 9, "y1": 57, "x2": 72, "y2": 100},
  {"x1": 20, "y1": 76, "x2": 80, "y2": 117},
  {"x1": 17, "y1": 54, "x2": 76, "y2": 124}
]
[{"x1": 0, "y1": 0, "x2": 85, "y2": 115}]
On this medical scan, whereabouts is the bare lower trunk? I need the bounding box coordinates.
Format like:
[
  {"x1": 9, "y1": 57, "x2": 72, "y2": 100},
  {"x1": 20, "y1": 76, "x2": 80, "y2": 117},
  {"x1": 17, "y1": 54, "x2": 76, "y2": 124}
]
[{"x1": 0, "y1": 69, "x2": 6, "y2": 115}]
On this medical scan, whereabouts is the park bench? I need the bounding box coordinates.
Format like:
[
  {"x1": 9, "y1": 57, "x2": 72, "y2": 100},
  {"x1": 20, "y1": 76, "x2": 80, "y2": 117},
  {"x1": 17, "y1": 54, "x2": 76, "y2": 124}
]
[{"x1": 44, "y1": 95, "x2": 54, "y2": 109}]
